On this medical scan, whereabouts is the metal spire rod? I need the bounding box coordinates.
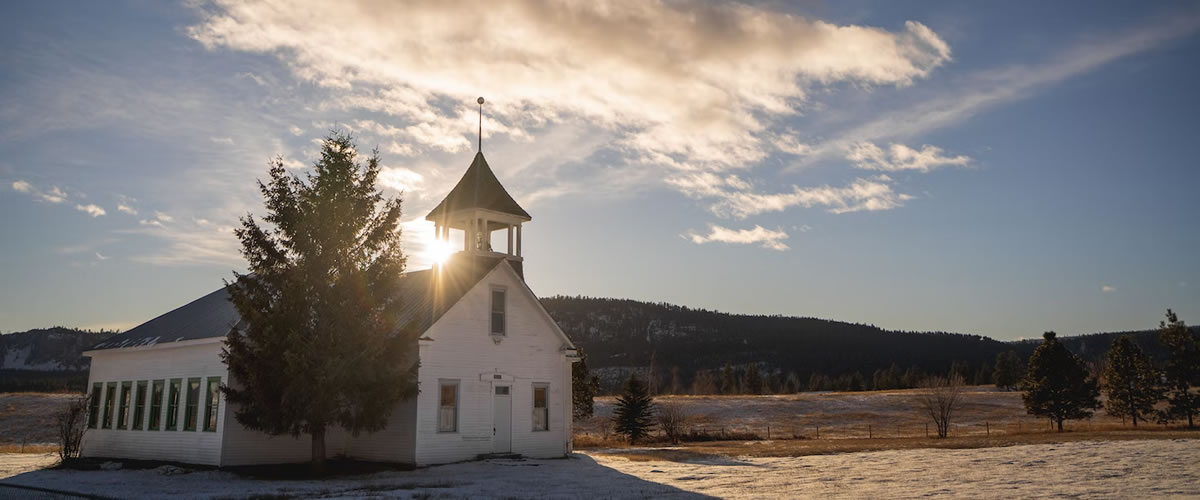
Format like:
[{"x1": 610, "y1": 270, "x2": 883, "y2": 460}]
[{"x1": 477, "y1": 96, "x2": 484, "y2": 152}]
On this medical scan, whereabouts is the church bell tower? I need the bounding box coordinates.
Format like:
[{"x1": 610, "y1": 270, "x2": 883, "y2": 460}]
[{"x1": 425, "y1": 98, "x2": 530, "y2": 278}]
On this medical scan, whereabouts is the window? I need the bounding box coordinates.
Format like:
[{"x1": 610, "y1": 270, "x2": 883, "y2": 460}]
[
  {"x1": 149, "y1": 380, "x2": 165, "y2": 430},
  {"x1": 132, "y1": 381, "x2": 148, "y2": 430},
  {"x1": 203, "y1": 377, "x2": 221, "y2": 432},
  {"x1": 102, "y1": 382, "x2": 116, "y2": 429},
  {"x1": 532, "y1": 384, "x2": 549, "y2": 431},
  {"x1": 117, "y1": 382, "x2": 132, "y2": 429},
  {"x1": 166, "y1": 378, "x2": 182, "y2": 431},
  {"x1": 87, "y1": 383, "x2": 101, "y2": 429},
  {"x1": 184, "y1": 377, "x2": 201, "y2": 431},
  {"x1": 438, "y1": 381, "x2": 458, "y2": 433},
  {"x1": 490, "y1": 288, "x2": 506, "y2": 335}
]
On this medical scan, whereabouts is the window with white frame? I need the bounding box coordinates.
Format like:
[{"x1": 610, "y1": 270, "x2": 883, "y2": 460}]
[
  {"x1": 532, "y1": 384, "x2": 549, "y2": 431},
  {"x1": 490, "y1": 288, "x2": 506, "y2": 335},
  {"x1": 438, "y1": 381, "x2": 458, "y2": 432}
]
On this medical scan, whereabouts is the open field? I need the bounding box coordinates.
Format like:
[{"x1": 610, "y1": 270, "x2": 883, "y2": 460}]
[
  {"x1": 1, "y1": 440, "x2": 1197, "y2": 498},
  {"x1": 577, "y1": 386, "x2": 1157, "y2": 443},
  {"x1": 0, "y1": 393, "x2": 79, "y2": 447}
]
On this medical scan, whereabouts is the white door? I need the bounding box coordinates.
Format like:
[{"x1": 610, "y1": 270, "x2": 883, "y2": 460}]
[{"x1": 493, "y1": 385, "x2": 512, "y2": 453}]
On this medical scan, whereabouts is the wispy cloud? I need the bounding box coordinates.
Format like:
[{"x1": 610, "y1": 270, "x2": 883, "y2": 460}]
[
  {"x1": 794, "y1": 12, "x2": 1200, "y2": 167},
  {"x1": 671, "y1": 173, "x2": 912, "y2": 218},
  {"x1": 12, "y1": 180, "x2": 68, "y2": 203},
  {"x1": 1101, "y1": 285, "x2": 1116, "y2": 293},
  {"x1": 685, "y1": 224, "x2": 790, "y2": 251},
  {"x1": 75, "y1": 204, "x2": 106, "y2": 217},
  {"x1": 848, "y1": 142, "x2": 971, "y2": 172}
]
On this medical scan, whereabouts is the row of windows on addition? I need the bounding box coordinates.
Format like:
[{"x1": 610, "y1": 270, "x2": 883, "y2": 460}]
[
  {"x1": 87, "y1": 377, "x2": 221, "y2": 433},
  {"x1": 437, "y1": 381, "x2": 550, "y2": 433}
]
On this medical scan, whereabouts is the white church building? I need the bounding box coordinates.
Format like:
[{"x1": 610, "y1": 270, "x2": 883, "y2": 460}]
[{"x1": 80, "y1": 151, "x2": 580, "y2": 467}]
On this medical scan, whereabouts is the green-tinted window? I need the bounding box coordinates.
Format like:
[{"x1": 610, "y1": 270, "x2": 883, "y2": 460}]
[
  {"x1": 117, "y1": 382, "x2": 132, "y2": 429},
  {"x1": 184, "y1": 377, "x2": 201, "y2": 431},
  {"x1": 203, "y1": 377, "x2": 221, "y2": 432},
  {"x1": 87, "y1": 383, "x2": 101, "y2": 429},
  {"x1": 166, "y1": 379, "x2": 182, "y2": 431},
  {"x1": 102, "y1": 382, "x2": 116, "y2": 429},
  {"x1": 132, "y1": 381, "x2": 148, "y2": 430},
  {"x1": 148, "y1": 380, "x2": 165, "y2": 430}
]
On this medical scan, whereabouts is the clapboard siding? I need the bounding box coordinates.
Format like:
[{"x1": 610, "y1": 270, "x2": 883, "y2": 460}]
[
  {"x1": 342, "y1": 396, "x2": 417, "y2": 463},
  {"x1": 81, "y1": 341, "x2": 228, "y2": 466},
  {"x1": 414, "y1": 263, "x2": 573, "y2": 465}
]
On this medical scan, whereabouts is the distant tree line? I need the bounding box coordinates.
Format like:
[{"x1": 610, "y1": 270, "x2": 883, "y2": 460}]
[{"x1": 573, "y1": 309, "x2": 1199, "y2": 434}]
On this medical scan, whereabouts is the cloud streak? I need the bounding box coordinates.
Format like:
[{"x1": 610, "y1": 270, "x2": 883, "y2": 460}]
[{"x1": 686, "y1": 224, "x2": 790, "y2": 251}]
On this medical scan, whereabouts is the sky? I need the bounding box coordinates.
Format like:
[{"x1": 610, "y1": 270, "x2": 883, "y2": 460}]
[{"x1": 1, "y1": 0, "x2": 1198, "y2": 340}]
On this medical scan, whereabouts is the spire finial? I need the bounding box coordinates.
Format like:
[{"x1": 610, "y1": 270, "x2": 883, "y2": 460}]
[{"x1": 477, "y1": 96, "x2": 485, "y2": 152}]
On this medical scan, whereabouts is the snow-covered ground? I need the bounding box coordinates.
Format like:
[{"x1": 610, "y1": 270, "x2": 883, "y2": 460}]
[{"x1": 2, "y1": 439, "x2": 1196, "y2": 498}]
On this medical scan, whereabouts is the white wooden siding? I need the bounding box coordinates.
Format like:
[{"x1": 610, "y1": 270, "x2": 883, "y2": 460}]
[
  {"x1": 414, "y1": 263, "x2": 572, "y2": 465},
  {"x1": 81, "y1": 342, "x2": 228, "y2": 466}
]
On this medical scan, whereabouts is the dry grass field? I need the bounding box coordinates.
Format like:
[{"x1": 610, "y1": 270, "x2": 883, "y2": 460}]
[
  {"x1": 574, "y1": 386, "x2": 1195, "y2": 455},
  {"x1": 0, "y1": 393, "x2": 79, "y2": 448}
]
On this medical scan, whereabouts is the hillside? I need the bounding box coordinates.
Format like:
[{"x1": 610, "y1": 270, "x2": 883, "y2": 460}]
[
  {"x1": 541, "y1": 296, "x2": 1194, "y2": 391},
  {"x1": 0, "y1": 327, "x2": 116, "y2": 392}
]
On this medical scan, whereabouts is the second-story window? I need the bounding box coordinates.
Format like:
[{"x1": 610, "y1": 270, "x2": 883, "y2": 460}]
[{"x1": 490, "y1": 288, "x2": 506, "y2": 336}]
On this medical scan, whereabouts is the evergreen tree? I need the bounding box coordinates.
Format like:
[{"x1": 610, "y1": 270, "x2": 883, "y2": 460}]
[
  {"x1": 783, "y1": 372, "x2": 800, "y2": 393},
  {"x1": 720, "y1": 363, "x2": 737, "y2": 394},
  {"x1": 572, "y1": 347, "x2": 600, "y2": 420},
  {"x1": 1158, "y1": 310, "x2": 1200, "y2": 427},
  {"x1": 222, "y1": 133, "x2": 417, "y2": 471},
  {"x1": 974, "y1": 361, "x2": 993, "y2": 386},
  {"x1": 612, "y1": 373, "x2": 656, "y2": 444},
  {"x1": 1102, "y1": 336, "x2": 1162, "y2": 427},
  {"x1": 993, "y1": 351, "x2": 1022, "y2": 391},
  {"x1": 807, "y1": 372, "x2": 827, "y2": 392},
  {"x1": 743, "y1": 363, "x2": 764, "y2": 395},
  {"x1": 1020, "y1": 332, "x2": 1101, "y2": 431}
]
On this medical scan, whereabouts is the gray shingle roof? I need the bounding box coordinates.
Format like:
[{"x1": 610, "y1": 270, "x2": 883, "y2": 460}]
[{"x1": 89, "y1": 256, "x2": 508, "y2": 351}]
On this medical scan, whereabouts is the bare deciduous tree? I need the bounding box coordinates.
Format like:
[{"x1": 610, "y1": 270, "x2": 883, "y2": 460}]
[
  {"x1": 656, "y1": 402, "x2": 689, "y2": 444},
  {"x1": 57, "y1": 394, "x2": 89, "y2": 461},
  {"x1": 916, "y1": 374, "x2": 965, "y2": 438}
]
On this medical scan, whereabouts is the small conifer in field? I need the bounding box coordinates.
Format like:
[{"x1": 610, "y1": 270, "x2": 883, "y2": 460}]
[{"x1": 613, "y1": 373, "x2": 656, "y2": 444}]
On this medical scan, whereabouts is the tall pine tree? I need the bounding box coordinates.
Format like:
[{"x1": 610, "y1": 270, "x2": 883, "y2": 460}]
[
  {"x1": 612, "y1": 373, "x2": 656, "y2": 444},
  {"x1": 1102, "y1": 336, "x2": 1162, "y2": 427},
  {"x1": 1020, "y1": 332, "x2": 1100, "y2": 431},
  {"x1": 1158, "y1": 309, "x2": 1200, "y2": 427},
  {"x1": 222, "y1": 133, "x2": 418, "y2": 471}
]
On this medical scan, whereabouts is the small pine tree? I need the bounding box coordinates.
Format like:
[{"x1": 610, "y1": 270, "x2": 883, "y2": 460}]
[
  {"x1": 612, "y1": 373, "x2": 656, "y2": 444},
  {"x1": 743, "y1": 363, "x2": 764, "y2": 395},
  {"x1": 1103, "y1": 336, "x2": 1162, "y2": 427},
  {"x1": 1020, "y1": 332, "x2": 1101, "y2": 431},
  {"x1": 572, "y1": 347, "x2": 600, "y2": 420},
  {"x1": 720, "y1": 363, "x2": 737, "y2": 395},
  {"x1": 993, "y1": 351, "x2": 1022, "y2": 391},
  {"x1": 1159, "y1": 310, "x2": 1200, "y2": 427}
]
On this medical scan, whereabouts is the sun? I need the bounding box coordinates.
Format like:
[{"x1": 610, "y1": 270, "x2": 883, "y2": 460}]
[{"x1": 426, "y1": 237, "x2": 455, "y2": 266}]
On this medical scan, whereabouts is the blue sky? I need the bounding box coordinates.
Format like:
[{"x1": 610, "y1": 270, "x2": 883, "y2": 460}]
[{"x1": 1, "y1": 1, "x2": 1197, "y2": 339}]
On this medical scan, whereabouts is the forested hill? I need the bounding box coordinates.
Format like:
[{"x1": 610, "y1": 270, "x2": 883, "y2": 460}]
[
  {"x1": 541, "y1": 296, "x2": 1012, "y2": 385},
  {"x1": 0, "y1": 327, "x2": 117, "y2": 392}
]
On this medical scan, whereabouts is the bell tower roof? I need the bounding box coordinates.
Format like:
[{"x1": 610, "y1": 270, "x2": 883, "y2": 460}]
[{"x1": 425, "y1": 152, "x2": 531, "y2": 222}]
